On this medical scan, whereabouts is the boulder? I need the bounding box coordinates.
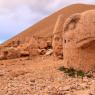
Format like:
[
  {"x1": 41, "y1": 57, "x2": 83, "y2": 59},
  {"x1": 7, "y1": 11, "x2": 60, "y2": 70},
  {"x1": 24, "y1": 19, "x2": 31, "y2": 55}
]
[
  {"x1": 45, "y1": 49, "x2": 53, "y2": 56},
  {"x1": 38, "y1": 49, "x2": 46, "y2": 55}
]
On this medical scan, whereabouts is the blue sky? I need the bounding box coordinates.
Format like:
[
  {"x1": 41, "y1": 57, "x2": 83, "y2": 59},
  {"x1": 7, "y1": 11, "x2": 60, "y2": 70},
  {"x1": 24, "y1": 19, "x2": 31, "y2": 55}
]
[{"x1": 0, "y1": 0, "x2": 95, "y2": 43}]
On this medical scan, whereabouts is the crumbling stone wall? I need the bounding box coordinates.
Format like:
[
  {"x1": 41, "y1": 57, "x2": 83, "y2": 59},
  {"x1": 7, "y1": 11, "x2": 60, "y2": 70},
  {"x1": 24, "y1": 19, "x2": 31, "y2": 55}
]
[{"x1": 63, "y1": 10, "x2": 95, "y2": 72}]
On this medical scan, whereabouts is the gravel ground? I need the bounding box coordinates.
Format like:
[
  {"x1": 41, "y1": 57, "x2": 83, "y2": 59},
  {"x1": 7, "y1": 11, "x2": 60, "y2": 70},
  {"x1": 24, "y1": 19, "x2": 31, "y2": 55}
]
[{"x1": 0, "y1": 56, "x2": 95, "y2": 95}]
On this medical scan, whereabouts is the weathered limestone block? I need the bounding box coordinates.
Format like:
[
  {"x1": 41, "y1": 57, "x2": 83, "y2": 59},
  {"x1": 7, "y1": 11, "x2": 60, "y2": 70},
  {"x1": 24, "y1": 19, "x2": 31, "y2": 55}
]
[
  {"x1": 2, "y1": 47, "x2": 20, "y2": 59},
  {"x1": 0, "y1": 46, "x2": 29, "y2": 60},
  {"x1": 52, "y1": 15, "x2": 64, "y2": 57},
  {"x1": 63, "y1": 10, "x2": 95, "y2": 72}
]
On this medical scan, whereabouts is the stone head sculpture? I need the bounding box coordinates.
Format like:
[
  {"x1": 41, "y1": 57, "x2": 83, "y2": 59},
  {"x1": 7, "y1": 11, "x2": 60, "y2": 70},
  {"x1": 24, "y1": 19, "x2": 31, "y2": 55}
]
[
  {"x1": 63, "y1": 10, "x2": 95, "y2": 72},
  {"x1": 52, "y1": 15, "x2": 64, "y2": 58}
]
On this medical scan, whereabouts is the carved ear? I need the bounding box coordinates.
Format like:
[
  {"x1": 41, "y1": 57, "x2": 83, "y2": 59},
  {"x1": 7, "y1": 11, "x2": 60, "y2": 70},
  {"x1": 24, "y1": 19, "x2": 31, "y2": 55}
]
[{"x1": 64, "y1": 13, "x2": 81, "y2": 32}]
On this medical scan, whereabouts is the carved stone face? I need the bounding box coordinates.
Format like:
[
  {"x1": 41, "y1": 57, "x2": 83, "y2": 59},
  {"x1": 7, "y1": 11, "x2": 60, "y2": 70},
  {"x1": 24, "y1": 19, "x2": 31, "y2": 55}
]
[
  {"x1": 63, "y1": 10, "x2": 95, "y2": 72},
  {"x1": 52, "y1": 15, "x2": 64, "y2": 57}
]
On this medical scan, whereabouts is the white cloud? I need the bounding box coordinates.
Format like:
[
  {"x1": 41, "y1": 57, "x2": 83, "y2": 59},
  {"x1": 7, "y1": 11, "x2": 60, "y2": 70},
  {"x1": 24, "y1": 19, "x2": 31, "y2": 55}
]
[
  {"x1": 46, "y1": 0, "x2": 95, "y2": 12},
  {"x1": 0, "y1": 0, "x2": 95, "y2": 16},
  {"x1": 0, "y1": 0, "x2": 94, "y2": 12}
]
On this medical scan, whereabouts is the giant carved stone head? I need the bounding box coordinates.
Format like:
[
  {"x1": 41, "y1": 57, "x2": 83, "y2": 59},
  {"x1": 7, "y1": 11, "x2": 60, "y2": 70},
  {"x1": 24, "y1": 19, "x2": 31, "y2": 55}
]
[{"x1": 63, "y1": 10, "x2": 95, "y2": 72}]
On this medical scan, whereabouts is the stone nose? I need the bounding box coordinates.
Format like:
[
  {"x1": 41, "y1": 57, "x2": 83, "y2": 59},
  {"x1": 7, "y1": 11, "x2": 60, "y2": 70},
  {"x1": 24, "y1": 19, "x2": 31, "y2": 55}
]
[
  {"x1": 76, "y1": 37, "x2": 95, "y2": 48},
  {"x1": 76, "y1": 31, "x2": 95, "y2": 42}
]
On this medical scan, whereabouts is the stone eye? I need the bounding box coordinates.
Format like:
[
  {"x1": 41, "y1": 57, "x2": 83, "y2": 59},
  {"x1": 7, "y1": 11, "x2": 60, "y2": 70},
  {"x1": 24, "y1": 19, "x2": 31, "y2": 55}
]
[
  {"x1": 64, "y1": 39, "x2": 66, "y2": 43},
  {"x1": 55, "y1": 37, "x2": 60, "y2": 41},
  {"x1": 64, "y1": 39, "x2": 70, "y2": 43}
]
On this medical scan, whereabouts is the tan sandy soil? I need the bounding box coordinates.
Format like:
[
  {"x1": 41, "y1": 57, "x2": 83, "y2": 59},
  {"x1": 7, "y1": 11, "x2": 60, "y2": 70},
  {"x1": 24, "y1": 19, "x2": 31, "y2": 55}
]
[{"x1": 0, "y1": 56, "x2": 95, "y2": 95}]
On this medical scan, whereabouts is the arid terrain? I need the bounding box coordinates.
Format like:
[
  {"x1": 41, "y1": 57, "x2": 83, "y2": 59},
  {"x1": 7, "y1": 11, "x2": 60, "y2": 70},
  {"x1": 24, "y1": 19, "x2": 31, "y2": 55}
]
[
  {"x1": 1, "y1": 3, "x2": 95, "y2": 95},
  {"x1": 0, "y1": 56, "x2": 95, "y2": 95}
]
